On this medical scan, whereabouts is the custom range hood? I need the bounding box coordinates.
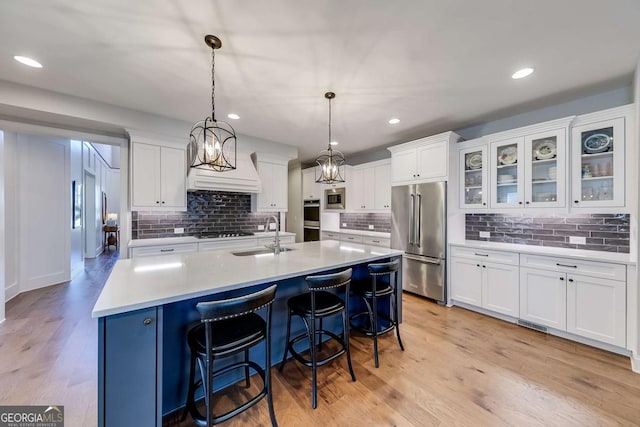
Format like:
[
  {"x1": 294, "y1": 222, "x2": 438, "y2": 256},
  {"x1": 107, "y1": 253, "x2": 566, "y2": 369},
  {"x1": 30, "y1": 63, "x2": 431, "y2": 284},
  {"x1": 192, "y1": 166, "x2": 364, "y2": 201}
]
[{"x1": 187, "y1": 150, "x2": 261, "y2": 193}]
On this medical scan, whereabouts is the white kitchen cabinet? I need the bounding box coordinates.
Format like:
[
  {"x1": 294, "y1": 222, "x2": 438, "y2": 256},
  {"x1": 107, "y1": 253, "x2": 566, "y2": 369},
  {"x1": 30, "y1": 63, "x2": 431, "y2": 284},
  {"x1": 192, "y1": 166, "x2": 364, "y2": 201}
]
[
  {"x1": 321, "y1": 231, "x2": 340, "y2": 241},
  {"x1": 255, "y1": 160, "x2": 288, "y2": 211},
  {"x1": 570, "y1": 114, "x2": 626, "y2": 209},
  {"x1": 302, "y1": 168, "x2": 323, "y2": 200},
  {"x1": 340, "y1": 233, "x2": 364, "y2": 244},
  {"x1": 198, "y1": 239, "x2": 257, "y2": 252},
  {"x1": 362, "y1": 236, "x2": 390, "y2": 248},
  {"x1": 450, "y1": 247, "x2": 519, "y2": 316},
  {"x1": 257, "y1": 235, "x2": 295, "y2": 247},
  {"x1": 388, "y1": 132, "x2": 461, "y2": 185},
  {"x1": 130, "y1": 242, "x2": 197, "y2": 258},
  {"x1": 131, "y1": 142, "x2": 186, "y2": 211},
  {"x1": 459, "y1": 143, "x2": 488, "y2": 209},
  {"x1": 519, "y1": 267, "x2": 567, "y2": 330},
  {"x1": 566, "y1": 274, "x2": 626, "y2": 346},
  {"x1": 348, "y1": 160, "x2": 391, "y2": 211}
]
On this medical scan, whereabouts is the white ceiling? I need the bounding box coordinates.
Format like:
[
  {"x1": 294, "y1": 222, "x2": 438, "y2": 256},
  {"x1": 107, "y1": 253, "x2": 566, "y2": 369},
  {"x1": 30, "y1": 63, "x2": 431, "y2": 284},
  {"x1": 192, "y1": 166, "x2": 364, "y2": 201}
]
[{"x1": 1, "y1": 0, "x2": 639, "y2": 162}]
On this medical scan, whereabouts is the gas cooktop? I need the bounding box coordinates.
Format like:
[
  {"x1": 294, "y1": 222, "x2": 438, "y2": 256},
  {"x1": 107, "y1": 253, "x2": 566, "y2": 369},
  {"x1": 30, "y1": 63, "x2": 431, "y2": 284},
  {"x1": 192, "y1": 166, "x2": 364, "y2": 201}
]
[{"x1": 197, "y1": 231, "x2": 255, "y2": 239}]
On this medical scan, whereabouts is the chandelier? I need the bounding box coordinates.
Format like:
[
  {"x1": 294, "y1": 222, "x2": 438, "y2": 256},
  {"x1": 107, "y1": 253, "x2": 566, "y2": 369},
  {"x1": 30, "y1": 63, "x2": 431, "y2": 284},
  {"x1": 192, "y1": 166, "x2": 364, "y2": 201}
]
[
  {"x1": 188, "y1": 35, "x2": 236, "y2": 173},
  {"x1": 315, "y1": 92, "x2": 345, "y2": 183}
]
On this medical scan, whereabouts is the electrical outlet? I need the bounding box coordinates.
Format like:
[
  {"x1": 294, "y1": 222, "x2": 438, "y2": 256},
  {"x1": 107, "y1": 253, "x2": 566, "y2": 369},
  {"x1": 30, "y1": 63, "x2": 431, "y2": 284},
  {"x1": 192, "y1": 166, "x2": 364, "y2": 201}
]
[
  {"x1": 257, "y1": 225, "x2": 265, "y2": 231},
  {"x1": 368, "y1": 225, "x2": 374, "y2": 230},
  {"x1": 479, "y1": 231, "x2": 491, "y2": 238},
  {"x1": 342, "y1": 223, "x2": 347, "y2": 227},
  {"x1": 569, "y1": 236, "x2": 586, "y2": 245},
  {"x1": 269, "y1": 223, "x2": 276, "y2": 230},
  {"x1": 174, "y1": 227, "x2": 184, "y2": 234}
]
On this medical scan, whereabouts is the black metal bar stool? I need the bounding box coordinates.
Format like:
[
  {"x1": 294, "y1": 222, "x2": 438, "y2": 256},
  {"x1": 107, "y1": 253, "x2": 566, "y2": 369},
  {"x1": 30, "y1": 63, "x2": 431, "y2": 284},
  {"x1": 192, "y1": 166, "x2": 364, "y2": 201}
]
[
  {"x1": 279, "y1": 268, "x2": 356, "y2": 409},
  {"x1": 350, "y1": 260, "x2": 404, "y2": 368},
  {"x1": 183, "y1": 285, "x2": 278, "y2": 426}
]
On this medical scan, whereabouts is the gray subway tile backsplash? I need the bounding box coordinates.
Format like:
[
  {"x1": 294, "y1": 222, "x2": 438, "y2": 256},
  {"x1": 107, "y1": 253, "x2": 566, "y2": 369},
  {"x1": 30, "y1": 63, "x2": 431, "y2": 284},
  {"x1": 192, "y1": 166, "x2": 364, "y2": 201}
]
[
  {"x1": 466, "y1": 213, "x2": 629, "y2": 253},
  {"x1": 339, "y1": 213, "x2": 391, "y2": 233},
  {"x1": 132, "y1": 191, "x2": 279, "y2": 239}
]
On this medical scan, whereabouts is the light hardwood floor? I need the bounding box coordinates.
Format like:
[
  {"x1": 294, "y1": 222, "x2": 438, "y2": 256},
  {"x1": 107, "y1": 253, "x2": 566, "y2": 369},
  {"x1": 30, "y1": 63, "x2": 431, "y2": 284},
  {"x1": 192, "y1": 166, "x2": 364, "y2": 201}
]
[{"x1": 1, "y1": 252, "x2": 639, "y2": 426}]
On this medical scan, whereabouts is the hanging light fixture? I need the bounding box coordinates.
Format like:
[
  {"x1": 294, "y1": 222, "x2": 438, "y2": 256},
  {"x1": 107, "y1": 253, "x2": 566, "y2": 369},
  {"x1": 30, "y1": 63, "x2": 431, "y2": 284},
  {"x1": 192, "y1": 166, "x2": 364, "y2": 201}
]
[
  {"x1": 188, "y1": 35, "x2": 236, "y2": 173},
  {"x1": 315, "y1": 91, "x2": 345, "y2": 183}
]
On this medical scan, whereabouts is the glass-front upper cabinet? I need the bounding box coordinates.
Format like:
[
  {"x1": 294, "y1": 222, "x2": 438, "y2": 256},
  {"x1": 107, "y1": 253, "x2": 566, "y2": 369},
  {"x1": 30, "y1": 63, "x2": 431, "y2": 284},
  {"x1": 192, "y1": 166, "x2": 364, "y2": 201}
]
[
  {"x1": 459, "y1": 145, "x2": 487, "y2": 209},
  {"x1": 490, "y1": 138, "x2": 524, "y2": 208},
  {"x1": 523, "y1": 128, "x2": 566, "y2": 208},
  {"x1": 571, "y1": 117, "x2": 625, "y2": 208}
]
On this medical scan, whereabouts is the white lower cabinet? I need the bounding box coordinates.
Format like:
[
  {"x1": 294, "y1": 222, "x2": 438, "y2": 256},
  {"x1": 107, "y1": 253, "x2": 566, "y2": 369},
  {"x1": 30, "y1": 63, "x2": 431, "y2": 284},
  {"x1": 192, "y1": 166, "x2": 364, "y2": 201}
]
[
  {"x1": 450, "y1": 247, "x2": 519, "y2": 317},
  {"x1": 519, "y1": 267, "x2": 567, "y2": 330},
  {"x1": 566, "y1": 274, "x2": 626, "y2": 347},
  {"x1": 130, "y1": 243, "x2": 198, "y2": 258},
  {"x1": 452, "y1": 246, "x2": 628, "y2": 351}
]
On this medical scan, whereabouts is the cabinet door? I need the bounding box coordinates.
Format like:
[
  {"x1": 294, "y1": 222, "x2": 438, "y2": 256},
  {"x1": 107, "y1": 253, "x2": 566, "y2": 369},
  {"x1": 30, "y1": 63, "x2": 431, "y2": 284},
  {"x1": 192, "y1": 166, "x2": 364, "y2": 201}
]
[
  {"x1": 519, "y1": 267, "x2": 566, "y2": 330},
  {"x1": 391, "y1": 150, "x2": 417, "y2": 183},
  {"x1": 160, "y1": 146, "x2": 186, "y2": 208},
  {"x1": 524, "y1": 128, "x2": 566, "y2": 208},
  {"x1": 351, "y1": 168, "x2": 374, "y2": 209},
  {"x1": 132, "y1": 143, "x2": 161, "y2": 207},
  {"x1": 571, "y1": 117, "x2": 625, "y2": 208},
  {"x1": 490, "y1": 138, "x2": 525, "y2": 208},
  {"x1": 482, "y1": 262, "x2": 519, "y2": 317},
  {"x1": 373, "y1": 163, "x2": 391, "y2": 209},
  {"x1": 302, "y1": 169, "x2": 322, "y2": 200},
  {"x1": 566, "y1": 274, "x2": 625, "y2": 346},
  {"x1": 450, "y1": 257, "x2": 482, "y2": 306},
  {"x1": 272, "y1": 163, "x2": 288, "y2": 209},
  {"x1": 459, "y1": 146, "x2": 488, "y2": 209},
  {"x1": 417, "y1": 142, "x2": 447, "y2": 179},
  {"x1": 257, "y1": 162, "x2": 275, "y2": 209}
]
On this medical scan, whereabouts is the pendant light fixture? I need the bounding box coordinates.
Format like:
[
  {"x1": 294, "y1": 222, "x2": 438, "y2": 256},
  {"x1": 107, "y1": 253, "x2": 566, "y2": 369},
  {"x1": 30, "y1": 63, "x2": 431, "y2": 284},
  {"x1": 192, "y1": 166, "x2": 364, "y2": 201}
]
[
  {"x1": 188, "y1": 35, "x2": 236, "y2": 173},
  {"x1": 315, "y1": 91, "x2": 345, "y2": 183}
]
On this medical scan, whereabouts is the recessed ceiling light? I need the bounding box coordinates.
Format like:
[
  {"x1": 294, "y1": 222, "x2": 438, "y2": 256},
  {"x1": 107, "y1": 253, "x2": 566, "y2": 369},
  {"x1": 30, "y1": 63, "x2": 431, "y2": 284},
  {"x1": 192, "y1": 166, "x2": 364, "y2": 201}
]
[
  {"x1": 388, "y1": 118, "x2": 400, "y2": 125},
  {"x1": 227, "y1": 113, "x2": 240, "y2": 120},
  {"x1": 14, "y1": 55, "x2": 43, "y2": 68},
  {"x1": 512, "y1": 67, "x2": 534, "y2": 79},
  {"x1": 330, "y1": 141, "x2": 338, "y2": 146}
]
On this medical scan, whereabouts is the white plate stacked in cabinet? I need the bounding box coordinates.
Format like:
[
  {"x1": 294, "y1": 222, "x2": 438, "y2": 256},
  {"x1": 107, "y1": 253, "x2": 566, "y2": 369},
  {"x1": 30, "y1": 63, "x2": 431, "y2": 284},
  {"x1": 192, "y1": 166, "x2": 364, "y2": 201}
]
[{"x1": 449, "y1": 243, "x2": 630, "y2": 354}]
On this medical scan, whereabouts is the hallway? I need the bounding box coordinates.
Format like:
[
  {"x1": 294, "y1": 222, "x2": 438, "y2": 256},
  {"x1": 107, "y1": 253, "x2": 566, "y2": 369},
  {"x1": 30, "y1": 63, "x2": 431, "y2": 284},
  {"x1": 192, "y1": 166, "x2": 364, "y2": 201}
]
[{"x1": 0, "y1": 251, "x2": 118, "y2": 426}]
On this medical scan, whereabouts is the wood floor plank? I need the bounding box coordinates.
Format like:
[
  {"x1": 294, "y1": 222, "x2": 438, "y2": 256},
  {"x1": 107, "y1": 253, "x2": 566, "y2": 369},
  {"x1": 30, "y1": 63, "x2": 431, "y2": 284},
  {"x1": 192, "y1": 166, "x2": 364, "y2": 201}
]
[{"x1": 1, "y1": 254, "x2": 640, "y2": 426}]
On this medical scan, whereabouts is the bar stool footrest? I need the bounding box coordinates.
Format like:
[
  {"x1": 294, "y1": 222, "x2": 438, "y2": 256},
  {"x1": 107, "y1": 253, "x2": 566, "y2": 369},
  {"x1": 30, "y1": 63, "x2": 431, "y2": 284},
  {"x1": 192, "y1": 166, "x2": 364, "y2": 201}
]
[{"x1": 288, "y1": 331, "x2": 347, "y2": 367}]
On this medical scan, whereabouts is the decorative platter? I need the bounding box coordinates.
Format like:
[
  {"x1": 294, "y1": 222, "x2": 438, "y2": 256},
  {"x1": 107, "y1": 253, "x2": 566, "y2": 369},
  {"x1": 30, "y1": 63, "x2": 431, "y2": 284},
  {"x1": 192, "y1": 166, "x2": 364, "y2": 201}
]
[
  {"x1": 466, "y1": 153, "x2": 482, "y2": 170},
  {"x1": 533, "y1": 139, "x2": 557, "y2": 160},
  {"x1": 583, "y1": 133, "x2": 612, "y2": 154},
  {"x1": 498, "y1": 146, "x2": 517, "y2": 165}
]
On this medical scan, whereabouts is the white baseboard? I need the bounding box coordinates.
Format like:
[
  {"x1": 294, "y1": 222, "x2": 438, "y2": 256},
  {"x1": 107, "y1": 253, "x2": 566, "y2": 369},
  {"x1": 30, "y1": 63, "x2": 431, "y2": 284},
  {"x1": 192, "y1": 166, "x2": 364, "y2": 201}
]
[
  {"x1": 5, "y1": 281, "x2": 19, "y2": 302},
  {"x1": 631, "y1": 352, "x2": 640, "y2": 374}
]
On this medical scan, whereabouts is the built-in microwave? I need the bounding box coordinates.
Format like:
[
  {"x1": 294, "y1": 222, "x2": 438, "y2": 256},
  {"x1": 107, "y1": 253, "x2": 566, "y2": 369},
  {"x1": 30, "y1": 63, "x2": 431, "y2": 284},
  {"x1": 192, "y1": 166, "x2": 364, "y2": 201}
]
[{"x1": 325, "y1": 187, "x2": 346, "y2": 210}]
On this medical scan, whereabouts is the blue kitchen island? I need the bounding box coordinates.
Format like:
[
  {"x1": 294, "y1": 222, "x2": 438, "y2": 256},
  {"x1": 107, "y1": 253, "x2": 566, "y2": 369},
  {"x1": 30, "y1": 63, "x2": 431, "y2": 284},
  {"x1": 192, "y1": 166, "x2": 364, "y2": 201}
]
[{"x1": 92, "y1": 240, "x2": 403, "y2": 427}]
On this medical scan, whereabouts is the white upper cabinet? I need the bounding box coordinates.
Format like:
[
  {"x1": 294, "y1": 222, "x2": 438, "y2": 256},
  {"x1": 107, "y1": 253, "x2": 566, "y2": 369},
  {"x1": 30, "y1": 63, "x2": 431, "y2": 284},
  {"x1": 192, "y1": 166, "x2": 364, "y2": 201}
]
[
  {"x1": 490, "y1": 137, "x2": 526, "y2": 208},
  {"x1": 570, "y1": 105, "x2": 632, "y2": 210},
  {"x1": 388, "y1": 131, "x2": 462, "y2": 185},
  {"x1": 459, "y1": 142, "x2": 488, "y2": 209},
  {"x1": 131, "y1": 142, "x2": 186, "y2": 211},
  {"x1": 255, "y1": 160, "x2": 288, "y2": 211},
  {"x1": 302, "y1": 167, "x2": 323, "y2": 200},
  {"x1": 523, "y1": 128, "x2": 567, "y2": 208},
  {"x1": 347, "y1": 160, "x2": 391, "y2": 211}
]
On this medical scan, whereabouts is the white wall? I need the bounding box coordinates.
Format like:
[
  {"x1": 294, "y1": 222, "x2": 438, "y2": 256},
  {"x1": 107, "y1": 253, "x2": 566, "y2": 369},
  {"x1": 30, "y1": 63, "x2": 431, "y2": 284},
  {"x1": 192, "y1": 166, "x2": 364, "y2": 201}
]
[
  {"x1": 17, "y1": 134, "x2": 70, "y2": 293},
  {"x1": 70, "y1": 140, "x2": 83, "y2": 275},
  {"x1": 0, "y1": 130, "x2": 4, "y2": 322},
  {"x1": 634, "y1": 57, "x2": 640, "y2": 371},
  {"x1": 286, "y1": 164, "x2": 303, "y2": 242},
  {"x1": 106, "y1": 168, "x2": 121, "y2": 217}
]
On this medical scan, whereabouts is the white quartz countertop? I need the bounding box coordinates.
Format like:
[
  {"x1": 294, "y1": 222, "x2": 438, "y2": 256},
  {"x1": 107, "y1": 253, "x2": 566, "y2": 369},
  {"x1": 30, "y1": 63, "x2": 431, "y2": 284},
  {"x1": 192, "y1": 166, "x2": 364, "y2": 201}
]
[
  {"x1": 128, "y1": 232, "x2": 296, "y2": 248},
  {"x1": 93, "y1": 240, "x2": 403, "y2": 318},
  {"x1": 322, "y1": 228, "x2": 391, "y2": 238},
  {"x1": 450, "y1": 240, "x2": 636, "y2": 265}
]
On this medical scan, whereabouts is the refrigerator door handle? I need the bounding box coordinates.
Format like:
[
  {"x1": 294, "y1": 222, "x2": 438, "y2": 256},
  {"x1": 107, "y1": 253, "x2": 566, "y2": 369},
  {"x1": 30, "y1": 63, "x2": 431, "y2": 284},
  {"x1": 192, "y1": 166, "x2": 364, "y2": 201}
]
[
  {"x1": 416, "y1": 193, "x2": 422, "y2": 248},
  {"x1": 404, "y1": 254, "x2": 442, "y2": 265},
  {"x1": 409, "y1": 194, "x2": 415, "y2": 245}
]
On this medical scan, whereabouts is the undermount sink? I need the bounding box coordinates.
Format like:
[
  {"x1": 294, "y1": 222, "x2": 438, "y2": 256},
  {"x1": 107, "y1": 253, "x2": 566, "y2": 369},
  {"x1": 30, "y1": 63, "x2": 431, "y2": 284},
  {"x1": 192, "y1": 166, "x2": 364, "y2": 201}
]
[{"x1": 231, "y1": 247, "x2": 295, "y2": 256}]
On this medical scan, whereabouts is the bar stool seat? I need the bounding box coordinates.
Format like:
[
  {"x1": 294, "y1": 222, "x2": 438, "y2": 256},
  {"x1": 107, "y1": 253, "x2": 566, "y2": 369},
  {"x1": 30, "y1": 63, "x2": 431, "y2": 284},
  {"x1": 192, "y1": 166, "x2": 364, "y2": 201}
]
[
  {"x1": 279, "y1": 268, "x2": 356, "y2": 409},
  {"x1": 350, "y1": 260, "x2": 404, "y2": 368},
  {"x1": 183, "y1": 285, "x2": 278, "y2": 427}
]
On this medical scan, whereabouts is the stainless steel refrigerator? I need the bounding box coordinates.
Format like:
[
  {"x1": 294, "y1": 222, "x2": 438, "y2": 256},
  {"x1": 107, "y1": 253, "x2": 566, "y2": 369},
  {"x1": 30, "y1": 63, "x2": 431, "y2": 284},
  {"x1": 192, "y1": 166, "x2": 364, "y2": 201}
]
[{"x1": 391, "y1": 182, "x2": 446, "y2": 302}]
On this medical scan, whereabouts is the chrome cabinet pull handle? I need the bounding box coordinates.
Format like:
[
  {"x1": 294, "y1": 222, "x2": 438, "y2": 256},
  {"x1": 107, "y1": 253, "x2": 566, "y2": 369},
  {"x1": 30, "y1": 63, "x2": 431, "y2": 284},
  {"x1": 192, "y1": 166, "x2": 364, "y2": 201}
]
[
  {"x1": 556, "y1": 263, "x2": 577, "y2": 268},
  {"x1": 474, "y1": 253, "x2": 489, "y2": 257},
  {"x1": 160, "y1": 248, "x2": 175, "y2": 252},
  {"x1": 143, "y1": 318, "x2": 153, "y2": 326}
]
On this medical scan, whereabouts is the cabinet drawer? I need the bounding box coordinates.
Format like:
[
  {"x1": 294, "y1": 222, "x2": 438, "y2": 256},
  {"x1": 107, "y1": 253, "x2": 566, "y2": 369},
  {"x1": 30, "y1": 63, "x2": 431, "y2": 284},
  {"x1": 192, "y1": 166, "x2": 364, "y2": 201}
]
[
  {"x1": 131, "y1": 243, "x2": 197, "y2": 258},
  {"x1": 362, "y1": 236, "x2": 390, "y2": 247},
  {"x1": 322, "y1": 231, "x2": 340, "y2": 241},
  {"x1": 198, "y1": 239, "x2": 257, "y2": 252},
  {"x1": 340, "y1": 234, "x2": 364, "y2": 243},
  {"x1": 450, "y1": 246, "x2": 519, "y2": 265},
  {"x1": 520, "y1": 254, "x2": 625, "y2": 282}
]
